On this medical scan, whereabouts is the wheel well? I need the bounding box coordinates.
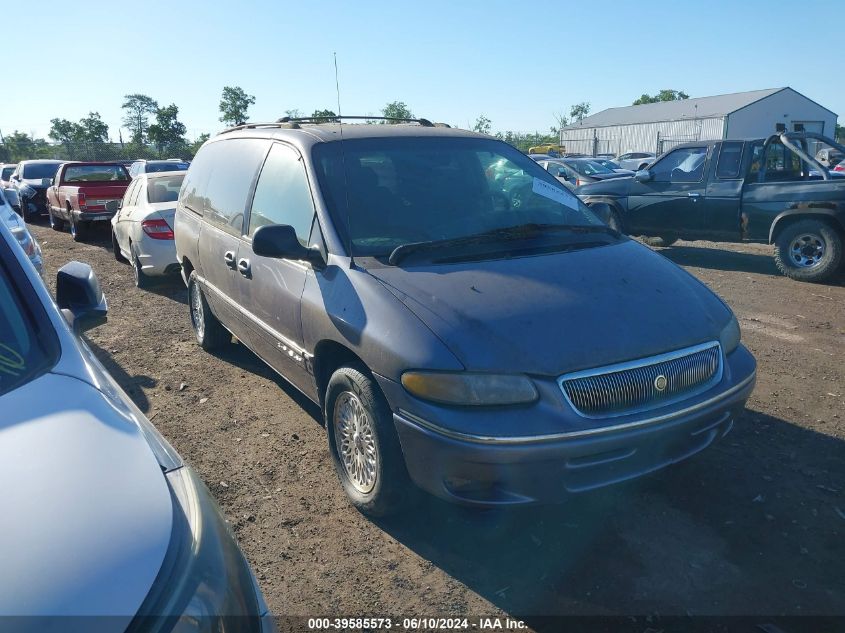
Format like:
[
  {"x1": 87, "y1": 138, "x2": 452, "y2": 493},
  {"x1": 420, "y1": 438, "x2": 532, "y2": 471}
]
[
  {"x1": 587, "y1": 200, "x2": 624, "y2": 230},
  {"x1": 312, "y1": 340, "x2": 368, "y2": 412},
  {"x1": 770, "y1": 213, "x2": 845, "y2": 244},
  {"x1": 180, "y1": 256, "x2": 195, "y2": 286}
]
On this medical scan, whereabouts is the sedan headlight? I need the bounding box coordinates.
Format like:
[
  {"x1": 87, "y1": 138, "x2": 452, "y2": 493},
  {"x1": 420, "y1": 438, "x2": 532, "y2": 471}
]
[
  {"x1": 401, "y1": 371, "x2": 538, "y2": 406},
  {"x1": 719, "y1": 314, "x2": 741, "y2": 355},
  {"x1": 131, "y1": 466, "x2": 271, "y2": 632}
]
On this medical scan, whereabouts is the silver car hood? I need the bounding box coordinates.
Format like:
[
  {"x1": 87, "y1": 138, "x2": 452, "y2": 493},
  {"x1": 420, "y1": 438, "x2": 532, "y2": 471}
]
[{"x1": 0, "y1": 371, "x2": 172, "y2": 624}]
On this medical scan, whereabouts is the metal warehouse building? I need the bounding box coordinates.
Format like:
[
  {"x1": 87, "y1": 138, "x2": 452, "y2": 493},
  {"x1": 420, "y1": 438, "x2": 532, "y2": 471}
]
[{"x1": 559, "y1": 87, "x2": 837, "y2": 157}]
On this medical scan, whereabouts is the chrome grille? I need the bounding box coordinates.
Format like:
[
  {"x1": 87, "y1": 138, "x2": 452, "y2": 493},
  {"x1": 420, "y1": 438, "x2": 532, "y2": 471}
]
[{"x1": 560, "y1": 342, "x2": 722, "y2": 418}]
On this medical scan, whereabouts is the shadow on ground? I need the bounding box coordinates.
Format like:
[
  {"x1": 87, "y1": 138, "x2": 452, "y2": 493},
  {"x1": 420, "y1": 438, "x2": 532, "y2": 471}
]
[
  {"x1": 87, "y1": 340, "x2": 157, "y2": 412},
  {"x1": 376, "y1": 410, "x2": 845, "y2": 628}
]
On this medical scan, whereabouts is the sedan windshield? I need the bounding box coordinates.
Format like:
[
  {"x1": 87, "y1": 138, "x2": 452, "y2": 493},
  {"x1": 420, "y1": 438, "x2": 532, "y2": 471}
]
[
  {"x1": 312, "y1": 136, "x2": 604, "y2": 258},
  {"x1": 21, "y1": 162, "x2": 62, "y2": 180}
]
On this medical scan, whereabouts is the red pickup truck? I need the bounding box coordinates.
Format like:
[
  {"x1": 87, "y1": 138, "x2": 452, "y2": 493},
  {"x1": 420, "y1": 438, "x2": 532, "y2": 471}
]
[{"x1": 46, "y1": 162, "x2": 131, "y2": 242}]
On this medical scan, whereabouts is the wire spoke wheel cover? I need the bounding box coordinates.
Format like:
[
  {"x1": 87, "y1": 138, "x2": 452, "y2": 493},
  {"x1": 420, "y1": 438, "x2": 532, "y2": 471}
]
[
  {"x1": 789, "y1": 233, "x2": 825, "y2": 268},
  {"x1": 190, "y1": 282, "x2": 205, "y2": 340},
  {"x1": 333, "y1": 391, "x2": 378, "y2": 494}
]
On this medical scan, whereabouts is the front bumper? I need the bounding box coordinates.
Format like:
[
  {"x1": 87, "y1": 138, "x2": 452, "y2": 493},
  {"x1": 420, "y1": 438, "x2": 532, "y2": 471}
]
[
  {"x1": 384, "y1": 345, "x2": 756, "y2": 506},
  {"x1": 20, "y1": 189, "x2": 48, "y2": 215}
]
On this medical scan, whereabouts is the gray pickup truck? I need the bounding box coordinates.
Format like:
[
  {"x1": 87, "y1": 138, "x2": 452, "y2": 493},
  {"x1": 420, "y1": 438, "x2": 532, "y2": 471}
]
[{"x1": 578, "y1": 132, "x2": 845, "y2": 283}]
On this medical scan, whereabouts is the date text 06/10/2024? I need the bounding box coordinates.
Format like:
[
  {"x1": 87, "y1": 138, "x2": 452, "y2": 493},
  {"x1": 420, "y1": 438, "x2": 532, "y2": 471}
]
[{"x1": 306, "y1": 617, "x2": 527, "y2": 630}]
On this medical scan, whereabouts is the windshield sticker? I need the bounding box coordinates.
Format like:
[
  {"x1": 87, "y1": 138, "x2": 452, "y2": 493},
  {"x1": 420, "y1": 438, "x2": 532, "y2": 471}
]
[
  {"x1": 532, "y1": 177, "x2": 578, "y2": 209},
  {"x1": 0, "y1": 343, "x2": 24, "y2": 377}
]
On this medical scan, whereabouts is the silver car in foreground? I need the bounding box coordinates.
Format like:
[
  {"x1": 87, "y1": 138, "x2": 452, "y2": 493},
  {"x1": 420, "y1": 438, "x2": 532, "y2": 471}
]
[{"x1": 0, "y1": 220, "x2": 273, "y2": 631}]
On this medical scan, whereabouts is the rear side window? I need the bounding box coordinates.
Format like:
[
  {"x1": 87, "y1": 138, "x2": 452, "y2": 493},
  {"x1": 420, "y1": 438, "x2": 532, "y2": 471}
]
[
  {"x1": 716, "y1": 142, "x2": 744, "y2": 179},
  {"x1": 185, "y1": 139, "x2": 270, "y2": 234},
  {"x1": 247, "y1": 144, "x2": 315, "y2": 244}
]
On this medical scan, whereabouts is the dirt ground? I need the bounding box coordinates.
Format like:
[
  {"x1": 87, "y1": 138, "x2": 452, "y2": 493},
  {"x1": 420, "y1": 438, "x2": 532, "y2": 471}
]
[{"x1": 29, "y1": 222, "x2": 845, "y2": 629}]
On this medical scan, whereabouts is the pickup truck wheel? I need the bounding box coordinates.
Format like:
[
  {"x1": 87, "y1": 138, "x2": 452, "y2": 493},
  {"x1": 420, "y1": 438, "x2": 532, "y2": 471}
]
[
  {"x1": 69, "y1": 213, "x2": 87, "y2": 242},
  {"x1": 48, "y1": 207, "x2": 65, "y2": 231},
  {"x1": 188, "y1": 271, "x2": 231, "y2": 350},
  {"x1": 642, "y1": 236, "x2": 678, "y2": 247},
  {"x1": 325, "y1": 365, "x2": 412, "y2": 517},
  {"x1": 774, "y1": 220, "x2": 843, "y2": 283}
]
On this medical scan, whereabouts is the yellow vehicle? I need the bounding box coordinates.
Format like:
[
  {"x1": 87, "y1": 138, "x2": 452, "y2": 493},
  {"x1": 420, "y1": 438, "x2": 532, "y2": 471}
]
[{"x1": 528, "y1": 144, "x2": 564, "y2": 156}]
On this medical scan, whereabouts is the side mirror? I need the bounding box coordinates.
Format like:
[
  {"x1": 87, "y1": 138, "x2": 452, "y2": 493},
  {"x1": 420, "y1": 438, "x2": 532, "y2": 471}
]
[
  {"x1": 56, "y1": 262, "x2": 108, "y2": 332},
  {"x1": 556, "y1": 168, "x2": 567, "y2": 178},
  {"x1": 41, "y1": 178, "x2": 53, "y2": 187},
  {"x1": 634, "y1": 169, "x2": 654, "y2": 182},
  {"x1": 252, "y1": 224, "x2": 323, "y2": 266},
  {"x1": 105, "y1": 199, "x2": 121, "y2": 213}
]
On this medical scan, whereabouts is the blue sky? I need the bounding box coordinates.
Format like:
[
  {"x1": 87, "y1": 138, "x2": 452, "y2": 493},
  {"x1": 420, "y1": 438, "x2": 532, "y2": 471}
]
[{"x1": 4, "y1": 0, "x2": 841, "y2": 141}]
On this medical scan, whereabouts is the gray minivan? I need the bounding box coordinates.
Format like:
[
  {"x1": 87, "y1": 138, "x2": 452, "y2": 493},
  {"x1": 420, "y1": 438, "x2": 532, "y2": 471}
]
[{"x1": 174, "y1": 119, "x2": 756, "y2": 516}]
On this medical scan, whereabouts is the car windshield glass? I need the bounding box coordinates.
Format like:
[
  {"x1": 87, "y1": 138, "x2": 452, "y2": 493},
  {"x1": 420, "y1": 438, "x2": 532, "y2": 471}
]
[
  {"x1": 312, "y1": 136, "x2": 604, "y2": 258},
  {"x1": 1, "y1": 167, "x2": 14, "y2": 180},
  {"x1": 63, "y1": 165, "x2": 129, "y2": 182},
  {"x1": 146, "y1": 162, "x2": 189, "y2": 173},
  {"x1": 147, "y1": 174, "x2": 185, "y2": 203},
  {"x1": 569, "y1": 160, "x2": 614, "y2": 176},
  {"x1": 0, "y1": 248, "x2": 59, "y2": 397},
  {"x1": 21, "y1": 163, "x2": 61, "y2": 179}
]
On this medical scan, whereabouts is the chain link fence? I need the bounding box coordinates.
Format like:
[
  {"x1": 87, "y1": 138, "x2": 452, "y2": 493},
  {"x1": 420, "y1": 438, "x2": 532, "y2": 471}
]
[{"x1": 0, "y1": 140, "x2": 195, "y2": 164}]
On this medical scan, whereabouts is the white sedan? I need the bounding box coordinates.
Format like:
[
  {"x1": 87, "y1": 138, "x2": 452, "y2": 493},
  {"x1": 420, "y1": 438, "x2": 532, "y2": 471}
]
[{"x1": 111, "y1": 171, "x2": 184, "y2": 288}]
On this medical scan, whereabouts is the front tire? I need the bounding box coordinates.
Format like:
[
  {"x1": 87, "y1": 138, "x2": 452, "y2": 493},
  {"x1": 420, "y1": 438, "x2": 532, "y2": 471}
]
[
  {"x1": 325, "y1": 365, "x2": 410, "y2": 517},
  {"x1": 773, "y1": 219, "x2": 843, "y2": 283},
  {"x1": 188, "y1": 271, "x2": 230, "y2": 350},
  {"x1": 641, "y1": 235, "x2": 678, "y2": 247}
]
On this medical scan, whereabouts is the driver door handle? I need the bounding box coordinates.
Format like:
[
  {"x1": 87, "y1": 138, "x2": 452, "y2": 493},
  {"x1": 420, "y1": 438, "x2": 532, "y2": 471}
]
[
  {"x1": 688, "y1": 192, "x2": 702, "y2": 199},
  {"x1": 223, "y1": 250, "x2": 236, "y2": 268},
  {"x1": 237, "y1": 258, "x2": 251, "y2": 277}
]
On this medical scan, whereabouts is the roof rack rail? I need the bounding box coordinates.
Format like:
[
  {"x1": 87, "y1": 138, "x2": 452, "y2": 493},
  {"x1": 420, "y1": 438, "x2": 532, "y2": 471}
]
[
  {"x1": 276, "y1": 115, "x2": 435, "y2": 127},
  {"x1": 218, "y1": 121, "x2": 301, "y2": 135}
]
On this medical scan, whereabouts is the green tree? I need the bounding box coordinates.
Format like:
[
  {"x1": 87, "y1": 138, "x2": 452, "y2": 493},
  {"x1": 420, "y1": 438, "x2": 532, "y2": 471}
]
[
  {"x1": 836, "y1": 123, "x2": 844, "y2": 142},
  {"x1": 632, "y1": 89, "x2": 690, "y2": 105},
  {"x1": 187, "y1": 133, "x2": 210, "y2": 158},
  {"x1": 77, "y1": 112, "x2": 110, "y2": 144},
  {"x1": 381, "y1": 101, "x2": 413, "y2": 123},
  {"x1": 219, "y1": 86, "x2": 255, "y2": 126},
  {"x1": 122, "y1": 94, "x2": 159, "y2": 144},
  {"x1": 147, "y1": 104, "x2": 187, "y2": 156},
  {"x1": 1, "y1": 131, "x2": 52, "y2": 162},
  {"x1": 311, "y1": 109, "x2": 338, "y2": 121},
  {"x1": 284, "y1": 108, "x2": 302, "y2": 119},
  {"x1": 569, "y1": 102, "x2": 591, "y2": 123},
  {"x1": 473, "y1": 115, "x2": 492, "y2": 135}
]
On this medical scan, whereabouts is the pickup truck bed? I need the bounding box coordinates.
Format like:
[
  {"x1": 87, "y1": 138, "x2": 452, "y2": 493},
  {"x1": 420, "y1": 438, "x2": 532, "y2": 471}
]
[{"x1": 46, "y1": 162, "x2": 131, "y2": 242}]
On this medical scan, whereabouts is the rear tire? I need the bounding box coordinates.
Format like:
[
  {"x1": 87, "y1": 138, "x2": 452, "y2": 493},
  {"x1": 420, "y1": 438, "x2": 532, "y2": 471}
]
[
  {"x1": 773, "y1": 219, "x2": 843, "y2": 283},
  {"x1": 325, "y1": 364, "x2": 411, "y2": 517},
  {"x1": 69, "y1": 212, "x2": 87, "y2": 242},
  {"x1": 188, "y1": 271, "x2": 230, "y2": 350},
  {"x1": 641, "y1": 235, "x2": 678, "y2": 247},
  {"x1": 112, "y1": 230, "x2": 129, "y2": 262},
  {"x1": 132, "y1": 246, "x2": 152, "y2": 289},
  {"x1": 48, "y1": 207, "x2": 65, "y2": 231}
]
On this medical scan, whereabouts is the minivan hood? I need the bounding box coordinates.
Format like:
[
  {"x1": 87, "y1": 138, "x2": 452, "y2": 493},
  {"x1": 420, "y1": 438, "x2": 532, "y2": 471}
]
[
  {"x1": 0, "y1": 372, "x2": 172, "y2": 624},
  {"x1": 369, "y1": 240, "x2": 731, "y2": 375}
]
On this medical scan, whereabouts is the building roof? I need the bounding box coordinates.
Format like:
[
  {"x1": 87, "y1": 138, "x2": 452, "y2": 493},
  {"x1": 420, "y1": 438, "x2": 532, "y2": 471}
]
[{"x1": 563, "y1": 88, "x2": 788, "y2": 130}]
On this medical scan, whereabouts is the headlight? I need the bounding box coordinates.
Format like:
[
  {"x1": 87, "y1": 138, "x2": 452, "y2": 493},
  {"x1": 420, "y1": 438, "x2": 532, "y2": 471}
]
[
  {"x1": 401, "y1": 371, "x2": 538, "y2": 406},
  {"x1": 11, "y1": 226, "x2": 38, "y2": 257},
  {"x1": 132, "y1": 466, "x2": 270, "y2": 631},
  {"x1": 719, "y1": 314, "x2": 741, "y2": 355}
]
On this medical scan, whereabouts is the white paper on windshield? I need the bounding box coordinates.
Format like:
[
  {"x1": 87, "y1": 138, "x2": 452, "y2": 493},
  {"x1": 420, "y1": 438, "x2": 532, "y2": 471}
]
[{"x1": 532, "y1": 177, "x2": 578, "y2": 210}]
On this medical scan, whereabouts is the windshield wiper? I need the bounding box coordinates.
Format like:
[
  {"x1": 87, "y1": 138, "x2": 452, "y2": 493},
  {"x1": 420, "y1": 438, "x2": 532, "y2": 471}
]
[{"x1": 388, "y1": 223, "x2": 618, "y2": 265}]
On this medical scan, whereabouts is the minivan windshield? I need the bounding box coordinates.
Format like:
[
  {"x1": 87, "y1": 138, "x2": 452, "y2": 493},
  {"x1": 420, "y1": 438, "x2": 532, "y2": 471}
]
[{"x1": 312, "y1": 137, "x2": 605, "y2": 258}]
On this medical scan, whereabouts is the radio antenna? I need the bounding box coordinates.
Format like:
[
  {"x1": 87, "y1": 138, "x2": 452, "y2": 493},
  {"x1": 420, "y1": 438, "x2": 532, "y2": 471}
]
[{"x1": 334, "y1": 52, "x2": 354, "y2": 268}]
